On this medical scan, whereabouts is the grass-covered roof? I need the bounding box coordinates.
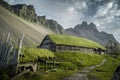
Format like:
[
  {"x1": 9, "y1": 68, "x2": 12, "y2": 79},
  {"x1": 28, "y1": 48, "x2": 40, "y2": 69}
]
[
  {"x1": 20, "y1": 48, "x2": 55, "y2": 63},
  {"x1": 48, "y1": 34, "x2": 105, "y2": 49}
]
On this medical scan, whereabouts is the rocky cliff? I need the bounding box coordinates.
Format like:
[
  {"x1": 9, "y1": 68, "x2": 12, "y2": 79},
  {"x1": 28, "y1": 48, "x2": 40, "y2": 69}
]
[
  {"x1": 11, "y1": 4, "x2": 37, "y2": 22},
  {"x1": 0, "y1": 0, "x2": 11, "y2": 10},
  {"x1": 10, "y1": 4, "x2": 64, "y2": 34},
  {"x1": 65, "y1": 21, "x2": 118, "y2": 45},
  {"x1": 0, "y1": 0, "x2": 64, "y2": 34}
]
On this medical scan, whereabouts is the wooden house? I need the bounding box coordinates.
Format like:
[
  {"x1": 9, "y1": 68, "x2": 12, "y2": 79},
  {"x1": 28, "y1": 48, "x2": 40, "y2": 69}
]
[
  {"x1": 17, "y1": 48, "x2": 56, "y2": 73},
  {"x1": 38, "y1": 34, "x2": 106, "y2": 54}
]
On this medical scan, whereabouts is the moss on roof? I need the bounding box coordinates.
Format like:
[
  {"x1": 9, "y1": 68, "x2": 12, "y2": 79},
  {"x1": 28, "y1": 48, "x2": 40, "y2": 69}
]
[
  {"x1": 20, "y1": 48, "x2": 55, "y2": 63},
  {"x1": 48, "y1": 34, "x2": 105, "y2": 49}
]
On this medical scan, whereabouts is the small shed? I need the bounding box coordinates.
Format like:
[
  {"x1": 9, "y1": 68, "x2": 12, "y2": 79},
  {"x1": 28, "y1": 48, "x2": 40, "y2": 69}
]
[{"x1": 17, "y1": 48, "x2": 55, "y2": 73}]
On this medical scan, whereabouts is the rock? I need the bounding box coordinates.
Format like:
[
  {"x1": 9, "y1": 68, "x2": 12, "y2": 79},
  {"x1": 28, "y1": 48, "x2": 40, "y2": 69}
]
[
  {"x1": 112, "y1": 66, "x2": 120, "y2": 80},
  {"x1": 37, "y1": 16, "x2": 47, "y2": 25},
  {"x1": 11, "y1": 4, "x2": 37, "y2": 22},
  {"x1": 45, "y1": 19, "x2": 64, "y2": 34},
  {"x1": 0, "y1": 0, "x2": 11, "y2": 10}
]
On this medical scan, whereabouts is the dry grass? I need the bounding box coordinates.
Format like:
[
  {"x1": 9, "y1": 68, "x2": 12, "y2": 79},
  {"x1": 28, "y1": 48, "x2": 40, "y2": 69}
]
[{"x1": 0, "y1": 6, "x2": 54, "y2": 46}]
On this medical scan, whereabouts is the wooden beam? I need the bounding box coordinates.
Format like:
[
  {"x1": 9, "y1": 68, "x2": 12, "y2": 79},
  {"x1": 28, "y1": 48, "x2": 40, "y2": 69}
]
[
  {"x1": 16, "y1": 32, "x2": 24, "y2": 74},
  {"x1": 45, "y1": 59, "x2": 47, "y2": 71},
  {"x1": 53, "y1": 58, "x2": 55, "y2": 69}
]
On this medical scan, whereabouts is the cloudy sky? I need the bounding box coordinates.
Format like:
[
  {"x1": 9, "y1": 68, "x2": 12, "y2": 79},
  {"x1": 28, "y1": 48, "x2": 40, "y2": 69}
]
[{"x1": 4, "y1": 0, "x2": 120, "y2": 42}]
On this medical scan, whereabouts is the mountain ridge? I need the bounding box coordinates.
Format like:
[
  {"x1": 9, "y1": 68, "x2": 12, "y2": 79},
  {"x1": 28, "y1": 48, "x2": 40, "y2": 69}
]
[
  {"x1": 65, "y1": 21, "x2": 118, "y2": 45},
  {"x1": 10, "y1": 4, "x2": 64, "y2": 34},
  {"x1": 0, "y1": 0, "x2": 64, "y2": 34},
  {"x1": 0, "y1": 0, "x2": 119, "y2": 46}
]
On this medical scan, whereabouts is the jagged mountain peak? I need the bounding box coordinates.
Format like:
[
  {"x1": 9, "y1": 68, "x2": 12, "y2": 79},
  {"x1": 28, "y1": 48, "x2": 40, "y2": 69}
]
[
  {"x1": 65, "y1": 21, "x2": 118, "y2": 45},
  {"x1": 81, "y1": 21, "x2": 88, "y2": 26},
  {"x1": 89, "y1": 22, "x2": 96, "y2": 27},
  {"x1": 74, "y1": 21, "x2": 98, "y2": 32},
  {"x1": 11, "y1": 4, "x2": 34, "y2": 9}
]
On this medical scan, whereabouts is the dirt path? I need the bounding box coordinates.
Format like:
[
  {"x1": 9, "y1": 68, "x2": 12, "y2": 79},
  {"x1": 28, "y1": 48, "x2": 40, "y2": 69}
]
[{"x1": 63, "y1": 59, "x2": 107, "y2": 80}]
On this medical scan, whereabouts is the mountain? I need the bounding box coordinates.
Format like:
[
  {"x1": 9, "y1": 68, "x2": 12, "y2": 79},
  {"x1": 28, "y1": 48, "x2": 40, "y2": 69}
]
[
  {"x1": 0, "y1": 0, "x2": 11, "y2": 10},
  {"x1": 10, "y1": 4, "x2": 64, "y2": 34},
  {"x1": 0, "y1": 0, "x2": 118, "y2": 46},
  {"x1": 65, "y1": 21, "x2": 118, "y2": 45},
  {"x1": 11, "y1": 4, "x2": 37, "y2": 22},
  {"x1": 0, "y1": 0, "x2": 64, "y2": 34},
  {"x1": 0, "y1": 5, "x2": 54, "y2": 46},
  {"x1": 45, "y1": 19, "x2": 64, "y2": 34}
]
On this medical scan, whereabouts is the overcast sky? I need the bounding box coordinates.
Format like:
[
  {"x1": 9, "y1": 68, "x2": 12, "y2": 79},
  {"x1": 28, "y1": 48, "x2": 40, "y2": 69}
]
[{"x1": 4, "y1": 0, "x2": 120, "y2": 42}]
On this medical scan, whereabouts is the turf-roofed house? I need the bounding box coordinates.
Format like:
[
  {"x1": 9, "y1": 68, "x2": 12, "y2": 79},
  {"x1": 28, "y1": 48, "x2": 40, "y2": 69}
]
[
  {"x1": 17, "y1": 48, "x2": 55, "y2": 73},
  {"x1": 38, "y1": 34, "x2": 106, "y2": 54}
]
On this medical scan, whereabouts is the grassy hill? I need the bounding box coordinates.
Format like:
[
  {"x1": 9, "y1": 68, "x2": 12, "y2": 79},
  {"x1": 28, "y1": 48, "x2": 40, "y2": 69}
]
[
  {"x1": 89, "y1": 55, "x2": 120, "y2": 80},
  {"x1": 0, "y1": 5, "x2": 54, "y2": 46},
  {"x1": 55, "y1": 52, "x2": 104, "y2": 67},
  {"x1": 14, "y1": 51, "x2": 105, "y2": 80},
  {"x1": 15, "y1": 52, "x2": 120, "y2": 80},
  {"x1": 1, "y1": 50, "x2": 120, "y2": 80},
  {"x1": 49, "y1": 34, "x2": 105, "y2": 49}
]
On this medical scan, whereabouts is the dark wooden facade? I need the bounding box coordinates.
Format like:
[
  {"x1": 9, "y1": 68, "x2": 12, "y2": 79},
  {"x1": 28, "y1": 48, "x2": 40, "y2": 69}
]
[{"x1": 38, "y1": 35, "x2": 105, "y2": 54}]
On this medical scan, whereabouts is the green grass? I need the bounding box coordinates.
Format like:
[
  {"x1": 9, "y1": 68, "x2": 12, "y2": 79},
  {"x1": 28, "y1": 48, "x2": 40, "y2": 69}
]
[
  {"x1": 16, "y1": 51, "x2": 105, "y2": 80},
  {"x1": 15, "y1": 72, "x2": 41, "y2": 80},
  {"x1": 20, "y1": 48, "x2": 55, "y2": 63},
  {"x1": 48, "y1": 34, "x2": 105, "y2": 49},
  {"x1": 55, "y1": 51, "x2": 104, "y2": 67},
  {"x1": 40, "y1": 69, "x2": 77, "y2": 80},
  {"x1": 89, "y1": 55, "x2": 120, "y2": 80},
  {"x1": 15, "y1": 69, "x2": 77, "y2": 80}
]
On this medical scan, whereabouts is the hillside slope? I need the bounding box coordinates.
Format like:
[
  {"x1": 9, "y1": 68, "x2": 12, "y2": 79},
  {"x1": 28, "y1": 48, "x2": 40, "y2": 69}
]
[
  {"x1": 0, "y1": 0, "x2": 64, "y2": 34},
  {"x1": 0, "y1": 6, "x2": 54, "y2": 46},
  {"x1": 10, "y1": 4, "x2": 64, "y2": 34}
]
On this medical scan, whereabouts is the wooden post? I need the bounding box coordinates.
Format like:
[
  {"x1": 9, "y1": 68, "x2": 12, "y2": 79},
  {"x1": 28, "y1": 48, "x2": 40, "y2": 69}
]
[
  {"x1": 45, "y1": 58, "x2": 47, "y2": 71},
  {"x1": 0, "y1": 33, "x2": 5, "y2": 60},
  {"x1": 53, "y1": 58, "x2": 55, "y2": 69},
  {"x1": 4, "y1": 41, "x2": 14, "y2": 65},
  {"x1": 2, "y1": 33, "x2": 11, "y2": 66},
  {"x1": 6, "y1": 32, "x2": 10, "y2": 42},
  {"x1": 16, "y1": 32, "x2": 24, "y2": 74}
]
